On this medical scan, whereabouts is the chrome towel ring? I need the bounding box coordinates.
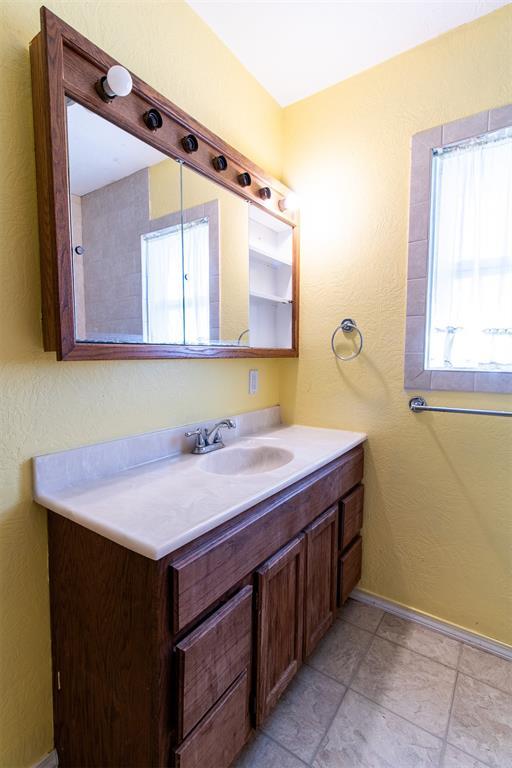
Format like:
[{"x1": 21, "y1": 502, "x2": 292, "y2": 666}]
[{"x1": 331, "y1": 318, "x2": 363, "y2": 361}]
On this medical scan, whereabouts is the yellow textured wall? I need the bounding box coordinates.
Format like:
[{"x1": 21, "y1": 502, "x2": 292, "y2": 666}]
[
  {"x1": 280, "y1": 7, "x2": 512, "y2": 646},
  {"x1": 0, "y1": 2, "x2": 282, "y2": 765}
]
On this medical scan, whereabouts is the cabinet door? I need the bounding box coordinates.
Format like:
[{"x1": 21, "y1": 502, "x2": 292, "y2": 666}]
[
  {"x1": 255, "y1": 534, "x2": 305, "y2": 725},
  {"x1": 303, "y1": 506, "x2": 338, "y2": 657}
]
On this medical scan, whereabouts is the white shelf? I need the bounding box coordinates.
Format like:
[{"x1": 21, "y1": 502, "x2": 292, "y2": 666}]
[
  {"x1": 249, "y1": 243, "x2": 292, "y2": 267},
  {"x1": 250, "y1": 290, "x2": 291, "y2": 304}
]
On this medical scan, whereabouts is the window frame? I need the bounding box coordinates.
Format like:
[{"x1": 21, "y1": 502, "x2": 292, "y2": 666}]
[{"x1": 404, "y1": 104, "x2": 512, "y2": 394}]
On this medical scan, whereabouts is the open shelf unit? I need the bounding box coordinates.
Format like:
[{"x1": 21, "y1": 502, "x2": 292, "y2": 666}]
[{"x1": 249, "y1": 206, "x2": 293, "y2": 348}]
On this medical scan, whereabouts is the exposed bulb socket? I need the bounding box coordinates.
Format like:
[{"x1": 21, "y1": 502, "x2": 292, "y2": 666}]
[
  {"x1": 143, "y1": 109, "x2": 163, "y2": 131},
  {"x1": 238, "y1": 172, "x2": 252, "y2": 188},
  {"x1": 95, "y1": 65, "x2": 133, "y2": 103},
  {"x1": 212, "y1": 155, "x2": 228, "y2": 172},
  {"x1": 181, "y1": 134, "x2": 199, "y2": 153},
  {"x1": 259, "y1": 187, "x2": 272, "y2": 200}
]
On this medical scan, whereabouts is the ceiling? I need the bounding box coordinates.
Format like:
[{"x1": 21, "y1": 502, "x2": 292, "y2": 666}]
[
  {"x1": 186, "y1": 1, "x2": 509, "y2": 106},
  {"x1": 67, "y1": 102, "x2": 167, "y2": 196}
]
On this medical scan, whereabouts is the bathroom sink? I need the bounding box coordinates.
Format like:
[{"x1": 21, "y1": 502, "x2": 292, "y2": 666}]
[{"x1": 200, "y1": 445, "x2": 294, "y2": 476}]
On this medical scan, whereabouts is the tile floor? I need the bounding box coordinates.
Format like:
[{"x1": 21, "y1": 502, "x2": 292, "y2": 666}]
[{"x1": 236, "y1": 599, "x2": 512, "y2": 768}]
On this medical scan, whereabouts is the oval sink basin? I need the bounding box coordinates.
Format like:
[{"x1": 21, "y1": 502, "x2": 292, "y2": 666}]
[{"x1": 200, "y1": 445, "x2": 294, "y2": 476}]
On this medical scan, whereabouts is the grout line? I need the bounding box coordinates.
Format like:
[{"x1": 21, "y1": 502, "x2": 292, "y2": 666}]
[
  {"x1": 439, "y1": 667, "x2": 461, "y2": 766},
  {"x1": 260, "y1": 732, "x2": 310, "y2": 767},
  {"x1": 373, "y1": 608, "x2": 386, "y2": 635},
  {"x1": 307, "y1": 624, "x2": 376, "y2": 766},
  {"x1": 451, "y1": 668, "x2": 512, "y2": 701},
  {"x1": 347, "y1": 686, "x2": 446, "y2": 743},
  {"x1": 306, "y1": 676, "x2": 350, "y2": 767},
  {"x1": 444, "y1": 739, "x2": 494, "y2": 768},
  {"x1": 337, "y1": 604, "x2": 385, "y2": 636},
  {"x1": 373, "y1": 622, "x2": 461, "y2": 672}
]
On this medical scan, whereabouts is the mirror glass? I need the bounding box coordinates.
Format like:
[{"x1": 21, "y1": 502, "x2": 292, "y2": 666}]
[{"x1": 66, "y1": 100, "x2": 293, "y2": 348}]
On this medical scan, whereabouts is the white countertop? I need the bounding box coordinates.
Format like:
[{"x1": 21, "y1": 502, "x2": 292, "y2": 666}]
[{"x1": 34, "y1": 418, "x2": 365, "y2": 560}]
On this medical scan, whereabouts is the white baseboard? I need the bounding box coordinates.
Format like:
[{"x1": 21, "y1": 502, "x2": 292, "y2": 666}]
[
  {"x1": 352, "y1": 588, "x2": 512, "y2": 662},
  {"x1": 32, "y1": 749, "x2": 58, "y2": 768}
]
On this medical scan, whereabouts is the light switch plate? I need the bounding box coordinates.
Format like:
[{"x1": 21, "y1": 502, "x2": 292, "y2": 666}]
[{"x1": 249, "y1": 368, "x2": 259, "y2": 395}]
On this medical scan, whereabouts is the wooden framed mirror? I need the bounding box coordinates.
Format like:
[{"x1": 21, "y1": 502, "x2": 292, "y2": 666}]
[{"x1": 30, "y1": 7, "x2": 299, "y2": 360}]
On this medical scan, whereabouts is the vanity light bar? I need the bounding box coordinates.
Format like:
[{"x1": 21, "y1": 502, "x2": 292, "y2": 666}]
[{"x1": 91, "y1": 62, "x2": 297, "y2": 217}]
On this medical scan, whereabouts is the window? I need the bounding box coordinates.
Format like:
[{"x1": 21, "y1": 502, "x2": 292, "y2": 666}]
[
  {"x1": 404, "y1": 105, "x2": 512, "y2": 393},
  {"x1": 141, "y1": 217, "x2": 210, "y2": 344},
  {"x1": 427, "y1": 127, "x2": 512, "y2": 372}
]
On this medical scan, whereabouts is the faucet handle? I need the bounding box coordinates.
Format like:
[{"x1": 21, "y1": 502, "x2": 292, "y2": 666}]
[{"x1": 184, "y1": 427, "x2": 206, "y2": 447}]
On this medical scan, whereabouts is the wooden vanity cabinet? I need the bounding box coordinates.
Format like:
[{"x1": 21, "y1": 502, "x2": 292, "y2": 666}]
[{"x1": 47, "y1": 446, "x2": 364, "y2": 768}]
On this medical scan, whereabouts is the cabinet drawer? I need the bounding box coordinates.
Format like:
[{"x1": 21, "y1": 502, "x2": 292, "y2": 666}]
[
  {"x1": 340, "y1": 484, "x2": 364, "y2": 551},
  {"x1": 341, "y1": 450, "x2": 364, "y2": 495},
  {"x1": 338, "y1": 536, "x2": 362, "y2": 605},
  {"x1": 174, "y1": 670, "x2": 251, "y2": 768},
  {"x1": 175, "y1": 586, "x2": 252, "y2": 740}
]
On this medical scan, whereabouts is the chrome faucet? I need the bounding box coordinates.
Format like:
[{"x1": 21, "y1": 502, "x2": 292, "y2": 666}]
[{"x1": 185, "y1": 419, "x2": 236, "y2": 454}]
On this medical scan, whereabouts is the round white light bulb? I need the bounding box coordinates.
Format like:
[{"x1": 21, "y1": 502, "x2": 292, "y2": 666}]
[
  {"x1": 279, "y1": 191, "x2": 299, "y2": 212},
  {"x1": 105, "y1": 65, "x2": 133, "y2": 98}
]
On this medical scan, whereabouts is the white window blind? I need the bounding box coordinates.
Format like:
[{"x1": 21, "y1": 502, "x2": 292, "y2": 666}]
[{"x1": 426, "y1": 126, "x2": 512, "y2": 372}]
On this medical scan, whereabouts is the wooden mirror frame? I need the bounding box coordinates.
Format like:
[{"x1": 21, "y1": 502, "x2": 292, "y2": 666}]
[{"x1": 30, "y1": 7, "x2": 299, "y2": 360}]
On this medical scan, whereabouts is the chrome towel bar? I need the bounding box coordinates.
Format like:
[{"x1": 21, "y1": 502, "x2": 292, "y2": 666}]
[{"x1": 409, "y1": 396, "x2": 512, "y2": 418}]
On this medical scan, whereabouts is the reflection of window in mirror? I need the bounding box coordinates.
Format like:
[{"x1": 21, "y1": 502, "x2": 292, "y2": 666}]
[
  {"x1": 405, "y1": 106, "x2": 512, "y2": 393},
  {"x1": 141, "y1": 210, "x2": 218, "y2": 345}
]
